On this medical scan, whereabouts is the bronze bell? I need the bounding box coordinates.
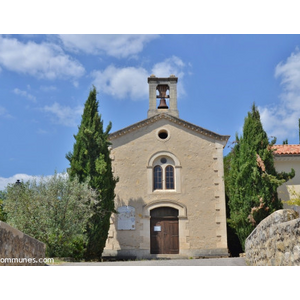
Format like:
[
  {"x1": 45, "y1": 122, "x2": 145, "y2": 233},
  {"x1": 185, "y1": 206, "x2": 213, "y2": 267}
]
[
  {"x1": 157, "y1": 84, "x2": 169, "y2": 109},
  {"x1": 158, "y1": 98, "x2": 168, "y2": 109}
]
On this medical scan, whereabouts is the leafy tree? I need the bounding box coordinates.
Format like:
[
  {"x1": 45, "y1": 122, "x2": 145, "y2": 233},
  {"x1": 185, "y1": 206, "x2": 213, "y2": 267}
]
[
  {"x1": 4, "y1": 173, "x2": 97, "y2": 259},
  {"x1": 0, "y1": 191, "x2": 7, "y2": 222},
  {"x1": 66, "y1": 86, "x2": 117, "y2": 260},
  {"x1": 226, "y1": 103, "x2": 295, "y2": 250}
]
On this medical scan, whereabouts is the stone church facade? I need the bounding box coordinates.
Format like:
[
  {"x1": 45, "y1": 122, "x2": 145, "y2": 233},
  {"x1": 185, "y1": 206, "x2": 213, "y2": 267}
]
[{"x1": 103, "y1": 75, "x2": 230, "y2": 258}]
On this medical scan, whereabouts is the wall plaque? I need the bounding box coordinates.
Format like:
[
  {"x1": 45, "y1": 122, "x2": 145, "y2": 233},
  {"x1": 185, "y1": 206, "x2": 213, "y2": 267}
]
[
  {"x1": 154, "y1": 226, "x2": 161, "y2": 232},
  {"x1": 117, "y1": 206, "x2": 135, "y2": 230}
]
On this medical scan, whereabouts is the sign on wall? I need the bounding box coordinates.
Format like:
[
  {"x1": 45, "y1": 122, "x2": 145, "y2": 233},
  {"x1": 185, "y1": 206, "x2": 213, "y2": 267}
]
[
  {"x1": 117, "y1": 206, "x2": 135, "y2": 230},
  {"x1": 154, "y1": 226, "x2": 161, "y2": 232}
]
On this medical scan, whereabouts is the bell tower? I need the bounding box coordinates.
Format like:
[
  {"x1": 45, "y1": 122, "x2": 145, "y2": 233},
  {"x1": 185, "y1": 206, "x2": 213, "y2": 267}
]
[{"x1": 147, "y1": 75, "x2": 179, "y2": 118}]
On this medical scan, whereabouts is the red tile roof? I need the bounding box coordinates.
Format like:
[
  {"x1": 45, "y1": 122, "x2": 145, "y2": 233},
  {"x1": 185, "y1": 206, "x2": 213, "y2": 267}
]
[{"x1": 272, "y1": 144, "x2": 300, "y2": 155}]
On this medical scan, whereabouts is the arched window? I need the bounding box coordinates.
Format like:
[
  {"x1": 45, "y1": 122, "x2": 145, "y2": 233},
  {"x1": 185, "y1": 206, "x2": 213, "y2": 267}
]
[
  {"x1": 148, "y1": 151, "x2": 181, "y2": 193},
  {"x1": 165, "y1": 165, "x2": 174, "y2": 189},
  {"x1": 153, "y1": 165, "x2": 162, "y2": 190},
  {"x1": 153, "y1": 162, "x2": 175, "y2": 190}
]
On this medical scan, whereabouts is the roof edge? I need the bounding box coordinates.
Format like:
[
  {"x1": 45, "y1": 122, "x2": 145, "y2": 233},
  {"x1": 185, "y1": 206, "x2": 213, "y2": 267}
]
[
  {"x1": 109, "y1": 113, "x2": 230, "y2": 143},
  {"x1": 272, "y1": 144, "x2": 300, "y2": 156}
]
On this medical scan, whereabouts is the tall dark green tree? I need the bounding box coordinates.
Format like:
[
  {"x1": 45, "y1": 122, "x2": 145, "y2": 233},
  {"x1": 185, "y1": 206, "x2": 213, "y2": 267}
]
[
  {"x1": 66, "y1": 86, "x2": 117, "y2": 260},
  {"x1": 226, "y1": 103, "x2": 294, "y2": 250},
  {"x1": 224, "y1": 152, "x2": 243, "y2": 256}
]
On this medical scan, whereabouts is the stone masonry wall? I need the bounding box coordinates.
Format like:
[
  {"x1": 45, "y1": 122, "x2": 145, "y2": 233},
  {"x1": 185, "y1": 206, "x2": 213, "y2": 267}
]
[
  {"x1": 245, "y1": 209, "x2": 300, "y2": 266},
  {"x1": 0, "y1": 221, "x2": 46, "y2": 266},
  {"x1": 104, "y1": 117, "x2": 228, "y2": 258}
]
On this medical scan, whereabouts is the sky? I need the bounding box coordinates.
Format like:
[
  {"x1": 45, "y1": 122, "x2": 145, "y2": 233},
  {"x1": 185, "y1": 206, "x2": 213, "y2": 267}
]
[{"x1": 2, "y1": 34, "x2": 300, "y2": 190}]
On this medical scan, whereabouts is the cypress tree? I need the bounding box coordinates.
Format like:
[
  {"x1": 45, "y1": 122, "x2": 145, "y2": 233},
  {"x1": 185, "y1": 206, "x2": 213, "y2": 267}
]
[
  {"x1": 227, "y1": 103, "x2": 294, "y2": 250},
  {"x1": 224, "y1": 152, "x2": 243, "y2": 256},
  {"x1": 66, "y1": 86, "x2": 117, "y2": 260}
]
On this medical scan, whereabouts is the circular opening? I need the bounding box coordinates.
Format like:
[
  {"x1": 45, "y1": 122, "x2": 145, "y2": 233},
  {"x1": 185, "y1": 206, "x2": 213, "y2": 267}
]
[
  {"x1": 160, "y1": 157, "x2": 167, "y2": 164},
  {"x1": 158, "y1": 130, "x2": 168, "y2": 140}
]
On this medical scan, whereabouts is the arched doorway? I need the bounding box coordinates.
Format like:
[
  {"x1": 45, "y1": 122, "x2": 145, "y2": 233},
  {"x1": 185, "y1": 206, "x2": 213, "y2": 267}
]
[{"x1": 150, "y1": 207, "x2": 179, "y2": 254}]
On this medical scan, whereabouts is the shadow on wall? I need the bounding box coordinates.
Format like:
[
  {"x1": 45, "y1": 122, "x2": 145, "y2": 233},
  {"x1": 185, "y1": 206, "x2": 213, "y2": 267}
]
[{"x1": 108, "y1": 197, "x2": 146, "y2": 260}]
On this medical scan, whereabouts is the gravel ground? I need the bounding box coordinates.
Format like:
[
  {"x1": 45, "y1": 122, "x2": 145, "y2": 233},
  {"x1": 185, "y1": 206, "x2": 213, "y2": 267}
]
[{"x1": 59, "y1": 257, "x2": 246, "y2": 266}]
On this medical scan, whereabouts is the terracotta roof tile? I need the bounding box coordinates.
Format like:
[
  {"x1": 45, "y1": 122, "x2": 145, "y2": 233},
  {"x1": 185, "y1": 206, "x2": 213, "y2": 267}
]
[{"x1": 272, "y1": 144, "x2": 300, "y2": 155}]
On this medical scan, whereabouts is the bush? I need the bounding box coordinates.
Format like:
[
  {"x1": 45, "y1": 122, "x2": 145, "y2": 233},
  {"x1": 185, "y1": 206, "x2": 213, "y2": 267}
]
[
  {"x1": 0, "y1": 191, "x2": 7, "y2": 222},
  {"x1": 4, "y1": 172, "x2": 98, "y2": 259}
]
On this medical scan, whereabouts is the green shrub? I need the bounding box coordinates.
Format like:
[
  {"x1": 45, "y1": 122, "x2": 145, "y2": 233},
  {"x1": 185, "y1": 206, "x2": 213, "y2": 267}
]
[{"x1": 4, "y1": 172, "x2": 98, "y2": 259}]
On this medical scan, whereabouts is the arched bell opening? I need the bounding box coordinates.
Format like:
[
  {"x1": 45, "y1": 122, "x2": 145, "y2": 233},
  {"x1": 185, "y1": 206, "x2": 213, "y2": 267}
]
[{"x1": 156, "y1": 84, "x2": 169, "y2": 109}]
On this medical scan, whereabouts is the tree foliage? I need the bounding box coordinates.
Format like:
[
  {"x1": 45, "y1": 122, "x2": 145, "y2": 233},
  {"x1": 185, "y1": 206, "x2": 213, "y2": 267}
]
[
  {"x1": 0, "y1": 191, "x2": 7, "y2": 222},
  {"x1": 66, "y1": 86, "x2": 117, "y2": 260},
  {"x1": 3, "y1": 173, "x2": 98, "y2": 259},
  {"x1": 224, "y1": 153, "x2": 243, "y2": 256},
  {"x1": 225, "y1": 103, "x2": 295, "y2": 250}
]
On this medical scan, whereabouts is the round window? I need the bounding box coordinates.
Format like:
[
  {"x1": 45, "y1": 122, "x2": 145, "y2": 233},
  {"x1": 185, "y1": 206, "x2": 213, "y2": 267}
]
[
  {"x1": 160, "y1": 157, "x2": 167, "y2": 164},
  {"x1": 158, "y1": 129, "x2": 168, "y2": 140}
]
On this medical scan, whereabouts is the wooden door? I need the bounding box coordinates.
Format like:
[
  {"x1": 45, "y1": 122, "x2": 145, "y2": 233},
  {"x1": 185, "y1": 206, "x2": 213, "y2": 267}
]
[{"x1": 150, "y1": 217, "x2": 179, "y2": 254}]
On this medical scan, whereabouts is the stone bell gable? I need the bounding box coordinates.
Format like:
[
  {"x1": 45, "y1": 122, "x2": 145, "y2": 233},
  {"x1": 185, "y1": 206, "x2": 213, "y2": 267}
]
[{"x1": 103, "y1": 75, "x2": 230, "y2": 259}]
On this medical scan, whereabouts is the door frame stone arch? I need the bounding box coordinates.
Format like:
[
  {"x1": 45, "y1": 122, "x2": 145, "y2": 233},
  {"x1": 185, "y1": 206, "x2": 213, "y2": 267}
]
[
  {"x1": 143, "y1": 200, "x2": 187, "y2": 219},
  {"x1": 140, "y1": 200, "x2": 189, "y2": 255}
]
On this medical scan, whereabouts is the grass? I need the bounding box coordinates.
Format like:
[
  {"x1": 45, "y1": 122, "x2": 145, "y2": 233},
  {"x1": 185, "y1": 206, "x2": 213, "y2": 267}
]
[{"x1": 46, "y1": 258, "x2": 70, "y2": 266}]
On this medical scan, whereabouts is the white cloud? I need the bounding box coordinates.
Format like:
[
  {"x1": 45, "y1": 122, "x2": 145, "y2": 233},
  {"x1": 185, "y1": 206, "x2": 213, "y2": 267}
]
[
  {"x1": 92, "y1": 65, "x2": 149, "y2": 100},
  {"x1": 59, "y1": 34, "x2": 159, "y2": 58},
  {"x1": 0, "y1": 106, "x2": 6, "y2": 115},
  {"x1": 0, "y1": 36, "x2": 85, "y2": 80},
  {"x1": 0, "y1": 106, "x2": 12, "y2": 119},
  {"x1": 0, "y1": 174, "x2": 39, "y2": 190},
  {"x1": 0, "y1": 173, "x2": 68, "y2": 191},
  {"x1": 92, "y1": 56, "x2": 188, "y2": 100},
  {"x1": 260, "y1": 48, "x2": 300, "y2": 142},
  {"x1": 151, "y1": 56, "x2": 187, "y2": 97},
  {"x1": 40, "y1": 85, "x2": 57, "y2": 92},
  {"x1": 13, "y1": 88, "x2": 36, "y2": 102},
  {"x1": 42, "y1": 102, "x2": 83, "y2": 127},
  {"x1": 37, "y1": 128, "x2": 48, "y2": 135},
  {"x1": 151, "y1": 56, "x2": 185, "y2": 78},
  {"x1": 275, "y1": 47, "x2": 300, "y2": 93}
]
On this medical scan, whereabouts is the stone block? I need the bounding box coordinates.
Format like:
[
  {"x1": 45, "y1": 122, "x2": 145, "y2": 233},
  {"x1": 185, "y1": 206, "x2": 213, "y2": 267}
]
[
  {"x1": 0, "y1": 221, "x2": 45, "y2": 266},
  {"x1": 245, "y1": 209, "x2": 300, "y2": 266}
]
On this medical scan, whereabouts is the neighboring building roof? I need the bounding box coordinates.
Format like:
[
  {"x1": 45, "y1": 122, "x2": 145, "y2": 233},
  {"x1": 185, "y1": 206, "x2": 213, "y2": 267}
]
[
  {"x1": 273, "y1": 144, "x2": 300, "y2": 156},
  {"x1": 109, "y1": 113, "x2": 230, "y2": 143}
]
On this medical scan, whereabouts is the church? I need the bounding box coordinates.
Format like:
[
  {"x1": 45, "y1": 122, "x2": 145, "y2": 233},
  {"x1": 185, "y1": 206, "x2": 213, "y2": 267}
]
[{"x1": 103, "y1": 75, "x2": 230, "y2": 259}]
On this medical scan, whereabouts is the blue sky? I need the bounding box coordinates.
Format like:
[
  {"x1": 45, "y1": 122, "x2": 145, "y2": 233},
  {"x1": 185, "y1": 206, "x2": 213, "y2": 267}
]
[{"x1": 1, "y1": 34, "x2": 300, "y2": 190}]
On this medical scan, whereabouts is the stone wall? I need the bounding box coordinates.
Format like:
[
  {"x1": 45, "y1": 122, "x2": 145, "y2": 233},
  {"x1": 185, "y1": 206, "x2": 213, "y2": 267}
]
[
  {"x1": 104, "y1": 116, "x2": 228, "y2": 258},
  {"x1": 0, "y1": 221, "x2": 46, "y2": 266},
  {"x1": 245, "y1": 209, "x2": 300, "y2": 266}
]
